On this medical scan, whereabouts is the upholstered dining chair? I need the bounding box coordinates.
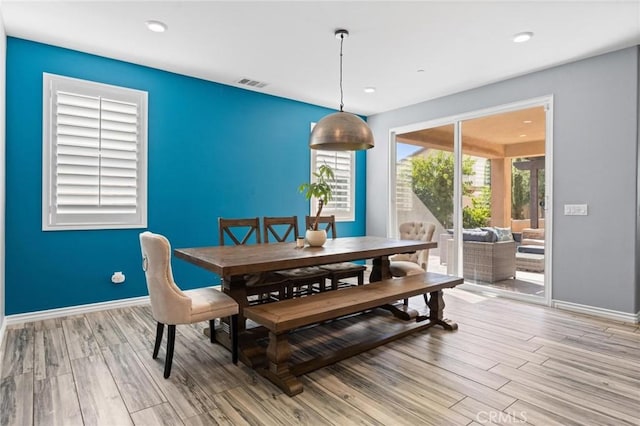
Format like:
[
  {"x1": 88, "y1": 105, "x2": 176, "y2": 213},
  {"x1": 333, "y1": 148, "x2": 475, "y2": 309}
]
[
  {"x1": 218, "y1": 217, "x2": 288, "y2": 304},
  {"x1": 389, "y1": 221, "x2": 436, "y2": 277},
  {"x1": 139, "y1": 231, "x2": 239, "y2": 379},
  {"x1": 263, "y1": 216, "x2": 330, "y2": 297},
  {"x1": 305, "y1": 215, "x2": 366, "y2": 290}
]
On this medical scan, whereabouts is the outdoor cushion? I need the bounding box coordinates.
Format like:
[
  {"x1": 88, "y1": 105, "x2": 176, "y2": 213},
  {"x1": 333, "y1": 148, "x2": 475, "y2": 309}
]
[
  {"x1": 522, "y1": 228, "x2": 545, "y2": 240},
  {"x1": 521, "y1": 238, "x2": 544, "y2": 246},
  {"x1": 517, "y1": 245, "x2": 545, "y2": 255},
  {"x1": 462, "y1": 229, "x2": 495, "y2": 242}
]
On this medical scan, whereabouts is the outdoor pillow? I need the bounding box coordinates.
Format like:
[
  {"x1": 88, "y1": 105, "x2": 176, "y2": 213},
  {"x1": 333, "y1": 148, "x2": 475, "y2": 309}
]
[
  {"x1": 481, "y1": 227, "x2": 500, "y2": 242},
  {"x1": 493, "y1": 226, "x2": 513, "y2": 241}
]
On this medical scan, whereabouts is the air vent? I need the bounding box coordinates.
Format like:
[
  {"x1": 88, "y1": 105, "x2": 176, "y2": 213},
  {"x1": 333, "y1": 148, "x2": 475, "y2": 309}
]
[{"x1": 236, "y1": 77, "x2": 268, "y2": 88}]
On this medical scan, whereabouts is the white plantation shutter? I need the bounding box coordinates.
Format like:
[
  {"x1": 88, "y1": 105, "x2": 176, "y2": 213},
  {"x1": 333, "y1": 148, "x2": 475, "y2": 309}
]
[
  {"x1": 311, "y1": 149, "x2": 355, "y2": 221},
  {"x1": 43, "y1": 74, "x2": 147, "y2": 230}
]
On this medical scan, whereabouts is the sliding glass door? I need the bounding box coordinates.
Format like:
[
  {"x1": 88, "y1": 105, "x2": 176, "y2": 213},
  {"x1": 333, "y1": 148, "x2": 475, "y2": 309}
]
[{"x1": 391, "y1": 100, "x2": 550, "y2": 301}]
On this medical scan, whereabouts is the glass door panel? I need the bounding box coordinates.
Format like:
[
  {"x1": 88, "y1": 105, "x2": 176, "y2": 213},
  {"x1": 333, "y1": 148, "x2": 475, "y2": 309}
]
[
  {"x1": 395, "y1": 124, "x2": 455, "y2": 275},
  {"x1": 461, "y1": 106, "x2": 546, "y2": 297}
]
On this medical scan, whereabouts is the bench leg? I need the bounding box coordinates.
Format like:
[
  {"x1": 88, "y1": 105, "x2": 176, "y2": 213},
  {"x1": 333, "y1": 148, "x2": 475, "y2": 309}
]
[
  {"x1": 261, "y1": 332, "x2": 303, "y2": 396},
  {"x1": 426, "y1": 290, "x2": 458, "y2": 331}
]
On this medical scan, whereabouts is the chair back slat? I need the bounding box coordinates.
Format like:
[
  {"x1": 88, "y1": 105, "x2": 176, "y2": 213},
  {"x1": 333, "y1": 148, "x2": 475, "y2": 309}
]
[
  {"x1": 263, "y1": 216, "x2": 299, "y2": 243},
  {"x1": 305, "y1": 215, "x2": 337, "y2": 239},
  {"x1": 219, "y1": 217, "x2": 261, "y2": 246}
]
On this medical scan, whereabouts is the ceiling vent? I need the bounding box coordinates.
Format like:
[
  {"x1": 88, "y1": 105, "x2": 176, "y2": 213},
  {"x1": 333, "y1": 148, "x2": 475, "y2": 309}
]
[{"x1": 236, "y1": 77, "x2": 268, "y2": 88}]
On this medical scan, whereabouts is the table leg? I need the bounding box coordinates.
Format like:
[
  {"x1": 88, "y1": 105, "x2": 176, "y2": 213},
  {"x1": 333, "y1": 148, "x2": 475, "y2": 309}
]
[
  {"x1": 259, "y1": 331, "x2": 303, "y2": 396},
  {"x1": 205, "y1": 275, "x2": 266, "y2": 367},
  {"x1": 369, "y1": 255, "x2": 390, "y2": 282},
  {"x1": 425, "y1": 290, "x2": 458, "y2": 330},
  {"x1": 372, "y1": 255, "x2": 419, "y2": 320}
]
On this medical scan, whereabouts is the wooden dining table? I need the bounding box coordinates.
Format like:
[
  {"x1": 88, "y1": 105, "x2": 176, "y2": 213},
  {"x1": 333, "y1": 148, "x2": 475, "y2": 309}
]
[{"x1": 174, "y1": 236, "x2": 436, "y2": 366}]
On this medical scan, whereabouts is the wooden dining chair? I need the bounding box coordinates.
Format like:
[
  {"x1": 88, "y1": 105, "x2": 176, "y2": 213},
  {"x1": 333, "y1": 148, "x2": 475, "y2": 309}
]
[
  {"x1": 263, "y1": 216, "x2": 330, "y2": 297},
  {"x1": 218, "y1": 217, "x2": 288, "y2": 304},
  {"x1": 139, "y1": 231, "x2": 239, "y2": 378},
  {"x1": 305, "y1": 215, "x2": 366, "y2": 290}
]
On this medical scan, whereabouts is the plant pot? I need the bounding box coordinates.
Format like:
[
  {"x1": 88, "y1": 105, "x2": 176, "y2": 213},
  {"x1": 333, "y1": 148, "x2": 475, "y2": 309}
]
[{"x1": 305, "y1": 229, "x2": 327, "y2": 247}]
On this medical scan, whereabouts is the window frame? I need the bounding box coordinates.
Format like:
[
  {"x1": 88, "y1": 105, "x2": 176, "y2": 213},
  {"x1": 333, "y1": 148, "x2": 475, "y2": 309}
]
[
  {"x1": 42, "y1": 73, "x2": 148, "y2": 231},
  {"x1": 309, "y1": 143, "x2": 356, "y2": 222}
]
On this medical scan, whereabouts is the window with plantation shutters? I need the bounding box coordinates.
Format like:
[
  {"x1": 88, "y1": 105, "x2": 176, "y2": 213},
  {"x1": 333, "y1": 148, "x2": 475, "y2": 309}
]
[
  {"x1": 310, "y1": 149, "x2": 355, "y2": 221},
  {"x1": 42, "y1": 74, "x2": 148, "y2": 230}
]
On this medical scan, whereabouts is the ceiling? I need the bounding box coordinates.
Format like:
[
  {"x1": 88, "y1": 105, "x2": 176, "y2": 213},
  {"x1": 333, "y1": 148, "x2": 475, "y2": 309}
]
[{"x1": 1, "y1": 1, "x2": 639, "y2": 116}]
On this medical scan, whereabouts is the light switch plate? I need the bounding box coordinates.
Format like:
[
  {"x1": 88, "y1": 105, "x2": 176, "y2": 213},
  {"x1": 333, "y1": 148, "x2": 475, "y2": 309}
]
[{"x1": 564, "y1": 204, "x2": 588, "y2": 215}]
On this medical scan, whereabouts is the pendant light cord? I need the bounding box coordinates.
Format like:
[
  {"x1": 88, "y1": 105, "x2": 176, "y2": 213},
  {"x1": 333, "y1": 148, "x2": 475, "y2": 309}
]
[{"x1": 339, "y1": 33, "x2": 344, "y2": 112}]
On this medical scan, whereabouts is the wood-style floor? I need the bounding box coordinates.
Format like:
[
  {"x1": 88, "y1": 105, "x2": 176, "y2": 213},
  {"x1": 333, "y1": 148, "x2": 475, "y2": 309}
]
[{"x1": 1, "y1": 288, "x2": 639, "y2": 426}]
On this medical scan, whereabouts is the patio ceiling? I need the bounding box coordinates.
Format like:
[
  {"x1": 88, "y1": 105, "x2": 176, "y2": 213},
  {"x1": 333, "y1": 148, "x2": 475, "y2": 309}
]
[{"x1": 397, "y1": 106, "x2": 546, "y2": 159}]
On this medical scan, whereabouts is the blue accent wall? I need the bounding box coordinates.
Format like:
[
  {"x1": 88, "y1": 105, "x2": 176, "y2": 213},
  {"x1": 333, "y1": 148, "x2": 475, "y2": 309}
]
[{"x1": 5, "y1": 37, "x2": 367, "y2": 315}]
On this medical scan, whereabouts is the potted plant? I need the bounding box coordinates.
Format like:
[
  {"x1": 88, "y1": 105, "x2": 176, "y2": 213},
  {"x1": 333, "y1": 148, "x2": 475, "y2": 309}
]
[{"x1": 299, "y1": 164, "x2": 334, "y2": 246}]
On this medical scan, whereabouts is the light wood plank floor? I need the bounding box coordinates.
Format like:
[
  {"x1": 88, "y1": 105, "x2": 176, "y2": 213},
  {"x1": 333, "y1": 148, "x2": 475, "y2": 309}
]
[{"x1": 1, "y1": 289, "x2": 638, "y2": 426}]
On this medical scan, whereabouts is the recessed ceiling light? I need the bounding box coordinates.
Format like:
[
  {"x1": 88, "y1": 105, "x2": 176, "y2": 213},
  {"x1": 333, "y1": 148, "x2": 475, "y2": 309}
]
[
  {"x1": 513, "y1": 32, "x2": 533, "y2": 43},
  {"x1": 146, "y1": 20, "x2": 167, "y2": 33},
  {"x1": 519, "y1": 134, "x2": 527, "y2": 138},
  {"x1": 364, "y1": 87, "x2": 376, "y2": 93},
  {"x1": 417, "y1": 69, "x2": 425, "y2": 73},
  {"x1": 523, "y1": 120, "x2": 533, "y2": 124}
]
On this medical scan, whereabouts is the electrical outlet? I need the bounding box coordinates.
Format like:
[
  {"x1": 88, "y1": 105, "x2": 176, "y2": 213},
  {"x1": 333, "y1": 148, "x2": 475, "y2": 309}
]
[
  {"x1": 111, "y1": 271, "x2": 125, "y2": 284},
  {"x1": 564, "y1": 204, "x2": 588, "y2": 216}
]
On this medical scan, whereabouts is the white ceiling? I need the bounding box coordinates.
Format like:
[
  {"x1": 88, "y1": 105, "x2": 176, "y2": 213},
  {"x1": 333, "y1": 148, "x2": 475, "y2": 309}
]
[{"x1": 2, "y1": 1, "x2": 639, "y2": 116}]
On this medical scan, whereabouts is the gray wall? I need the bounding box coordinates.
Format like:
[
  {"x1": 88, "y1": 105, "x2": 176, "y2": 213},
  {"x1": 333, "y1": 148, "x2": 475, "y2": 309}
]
[
  {"x1": 636, "y1": 47, "x2": 640, "y2": 313},
  {"x1": 367, "y1": 47, "x2": 640, "y2": 315}
]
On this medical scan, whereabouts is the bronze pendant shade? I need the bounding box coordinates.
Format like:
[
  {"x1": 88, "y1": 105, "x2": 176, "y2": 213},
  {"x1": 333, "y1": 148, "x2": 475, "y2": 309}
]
[
  {"x1": 309, "y1": 29, "x2": 374, "y2": 151},
  {"x1": 309, "y1": 111, "x2": 374, "y2": 151}
]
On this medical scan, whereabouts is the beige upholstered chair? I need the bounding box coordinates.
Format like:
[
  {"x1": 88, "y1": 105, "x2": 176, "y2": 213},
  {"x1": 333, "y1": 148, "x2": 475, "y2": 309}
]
[
  {"x1": 390, "y1": 221, "x2": 436, "y2": 277},
  {"x1": 139, "y1": 231, "x2": 239, "y2": 378}
]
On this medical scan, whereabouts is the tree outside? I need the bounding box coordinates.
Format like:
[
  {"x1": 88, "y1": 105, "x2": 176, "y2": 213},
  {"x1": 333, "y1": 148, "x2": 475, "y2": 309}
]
[
  {"x1": 410, "y1": 151, "x2": 475, "y2": 229},
  {"x1": 463, "y1": 186, "x2": 491, "y2": 228}
]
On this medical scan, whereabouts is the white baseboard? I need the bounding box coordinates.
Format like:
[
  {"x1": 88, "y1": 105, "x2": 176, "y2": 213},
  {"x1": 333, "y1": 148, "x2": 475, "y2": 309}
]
[
  {"x1": 0, "y1": 317, "x2": 6, "y2": 352},
  {"x1": 4, "y1": 295, "x2": 150, "y2": 325},
  {"x1": 552, "y1": 300, "x2": 640, "y2": 324}
]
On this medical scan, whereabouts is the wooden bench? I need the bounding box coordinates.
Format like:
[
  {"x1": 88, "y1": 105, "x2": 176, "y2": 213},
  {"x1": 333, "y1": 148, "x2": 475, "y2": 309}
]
[{"x1": 244, "y1": 272, "x2": 463, "y2": 396}]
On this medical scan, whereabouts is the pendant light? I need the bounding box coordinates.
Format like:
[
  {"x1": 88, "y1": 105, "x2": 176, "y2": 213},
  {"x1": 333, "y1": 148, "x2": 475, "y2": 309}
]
[{"x1": 309, "y1": 29, "x2": 374, "y2": 151}]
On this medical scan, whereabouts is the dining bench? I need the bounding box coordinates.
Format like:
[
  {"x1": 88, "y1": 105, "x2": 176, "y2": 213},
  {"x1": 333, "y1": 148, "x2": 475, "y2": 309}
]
[{"x1": 243, "y1": 271, "x2": 463, "y2": 396}]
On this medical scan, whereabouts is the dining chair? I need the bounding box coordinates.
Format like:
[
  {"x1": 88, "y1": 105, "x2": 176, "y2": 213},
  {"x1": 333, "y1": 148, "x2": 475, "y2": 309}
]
[
  {"x1": 139, "y1": 231, "x2": 239, "y2": 379},
  {"x1": 263, "y1": 216, "x2": 331, "y2": 297},
  {"x1": 218, "y1": 217, "x2": 288, "y2": 304},
  {"x1": 389, "y1": 221, "x2": 436, "y2": 277},
  {"x1": 305, "y1": 215, "x2": 366, "y2": 290}
]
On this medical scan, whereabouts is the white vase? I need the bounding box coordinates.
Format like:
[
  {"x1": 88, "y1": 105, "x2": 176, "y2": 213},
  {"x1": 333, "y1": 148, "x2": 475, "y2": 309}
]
[{"x1": 305, "y1": 230, "x2": 327, "y2": 247}]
